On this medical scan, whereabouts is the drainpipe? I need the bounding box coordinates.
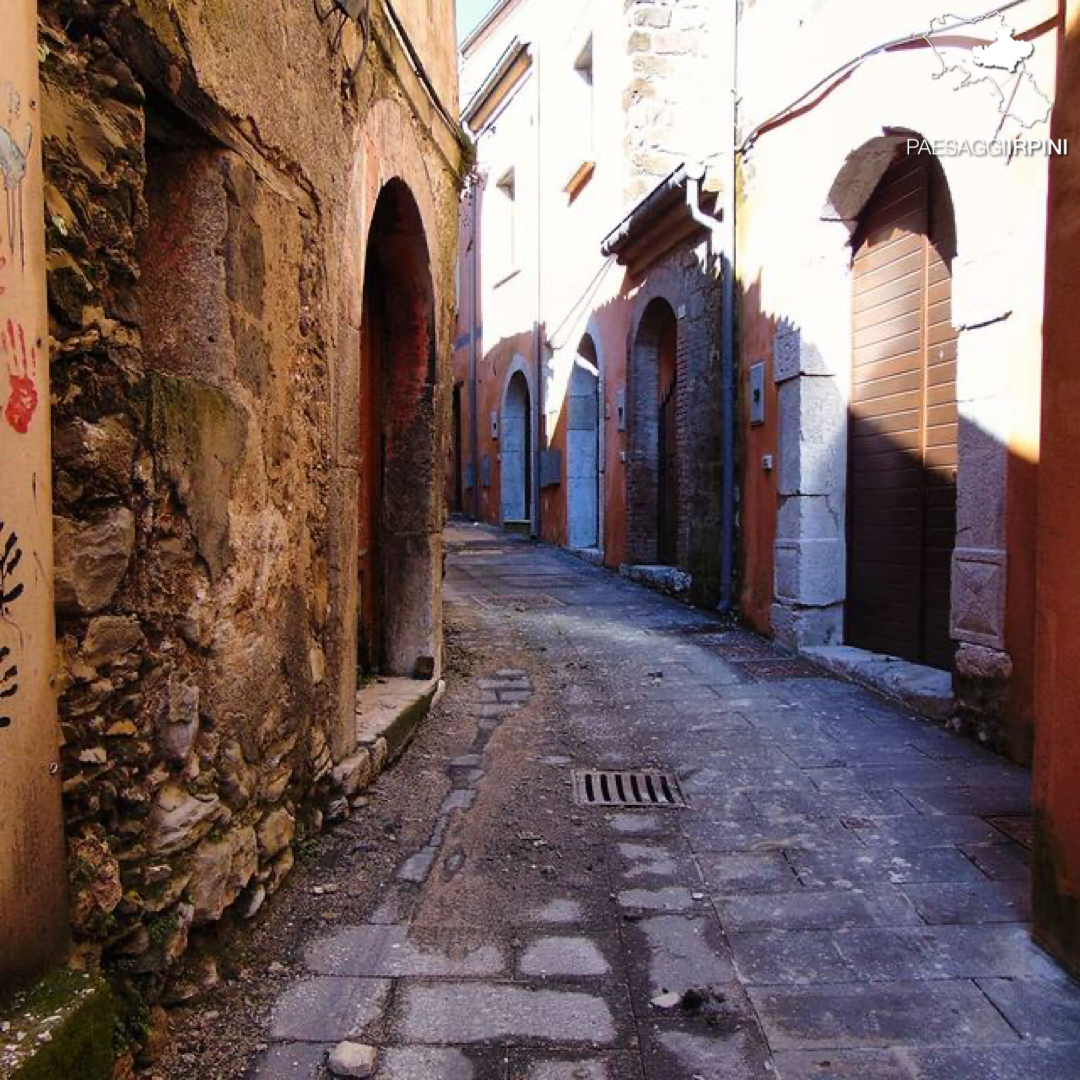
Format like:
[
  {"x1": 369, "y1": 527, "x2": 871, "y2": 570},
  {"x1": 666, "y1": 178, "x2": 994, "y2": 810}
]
[
  {"x1": 683, "y1": 162, "x2": 736, "y2": 612},
  {"x1": 721, "y1": 6, "x2": 740, "y2": 615},
  {"x1": 470, "y1": 183, "x2": 481, "y2": 521},
  {"x1": 533, "y1": 40, "x2": 544, "y2": 541}
]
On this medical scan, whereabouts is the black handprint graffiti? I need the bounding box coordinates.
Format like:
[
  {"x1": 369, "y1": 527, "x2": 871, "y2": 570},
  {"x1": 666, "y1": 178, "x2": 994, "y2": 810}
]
[
  {"x1": 0, "y1": 521, "x2": 24, "y2": 730},
  {"x1": 0, "y1": 645, "x2": 14, "y2": 728},
  {"x1": 0, "y1": 520, "x2": 23, "y2": 614}
]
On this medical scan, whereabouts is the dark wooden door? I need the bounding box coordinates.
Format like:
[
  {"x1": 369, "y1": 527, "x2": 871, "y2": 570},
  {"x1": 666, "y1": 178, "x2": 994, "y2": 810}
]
[
  {"x1": 358, "y1": 284, "x2": 386, "y2": 675},
  {"x1": 846, "y1": 155, "x2": 958, "y2": 669},
  {"x1": 657, "y1": 374, "x2": 679, "y2": 567},
  {"x1": 451, "y1": 382, "x2": 463, "y2": 514}
]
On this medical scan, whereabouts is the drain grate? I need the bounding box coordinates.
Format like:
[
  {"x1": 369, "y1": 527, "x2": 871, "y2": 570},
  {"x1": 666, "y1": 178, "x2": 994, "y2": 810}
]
[{"x1": 572, "y1": 769, "x2": 687, "y2": 808}]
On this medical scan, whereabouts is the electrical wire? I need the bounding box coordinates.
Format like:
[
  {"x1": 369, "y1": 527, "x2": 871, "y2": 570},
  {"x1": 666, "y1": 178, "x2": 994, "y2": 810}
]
[
  {"x1": 739, "y1": 0, "x2": 1033, "y2": 154},
  {"x1": 381, "y1": 0, "x2": 466, "y2": 148},
  {"x1": 546, "y1": 255, "x2": 617, "y2": 352}
]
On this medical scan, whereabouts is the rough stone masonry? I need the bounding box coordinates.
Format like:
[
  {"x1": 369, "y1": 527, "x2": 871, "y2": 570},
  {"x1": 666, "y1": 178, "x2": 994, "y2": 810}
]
[{"x1": 35, "y1": 0, "x2": 461, "y2": 1057}]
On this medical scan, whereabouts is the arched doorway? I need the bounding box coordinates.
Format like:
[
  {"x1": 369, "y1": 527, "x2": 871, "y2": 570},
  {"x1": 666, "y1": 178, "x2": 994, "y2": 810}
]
[
  {"x1": 501, "y1": 369, "x2": 532, "y2": 528},
  {"x1": 567, "y1": 336, "x2": 600, "y2": 551},
  {"x1": 358, "y1": 179, "x2": 438, "y2": 678},
  {"x1": 846, "y1": 152, "x2": 958, "y2": 669},
  {"x1": 629, "y1": 297, "x2": 679, "y2": 566}
]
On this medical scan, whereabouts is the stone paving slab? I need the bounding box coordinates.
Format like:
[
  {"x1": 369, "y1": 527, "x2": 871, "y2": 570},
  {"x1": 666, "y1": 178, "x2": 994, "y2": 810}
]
[
  {"x1": 615, "y1": 841, "x2": 702, "y2": 885},
  {"x1": 902, "y1": 784, "x2": 1033, "y2": 818},
  {"x1": 976, "y1": 972, "x2": 1080, "y2": 1040},
  {"x1": 696, "y1": 852, "x2": 804, "y2": 893},
  {"x1": 683, "y1": 814, "x2": 865, "y2": 856},
  {"x1": 622, "y1": 914, "x2": 738, "y2": 1008},
  {"x1": 268, "y1": 977, "x2": 389, "y2": 1042},
  {"x1": 638, "y1": 1018, "x2": 772, "y2": 1080},
  {"x1": 716, "y1": 886, "x2": 922, "y2": 932},
  {"x1": 961, "y1": 841, "x2": 1029, "y2": 881},
  {"x1": 899, "y1": 879, "x2": 1031, "y2": 924},
  {"x1": 507, "y1": 1050, "x2": 646, "y2": 1079},
  {"x1": 515, "y1": 934, "x2": 618, "y2": 979},
  {"x1": 733, "y1": 923, "x2": 1057, "y2": 986},
  {"x1": 390, "y1": 981, "x2": 625, "y2": 1048},
  {"x1": 303, "y1": 924, "x2": 508, "y2": 978},
  {"x1": 847, "y1": 815, "x2": 1009, "y2": 849},
  {"x1": 774, "y1": 1044, "x2": 1080, "y2": 1079},
  {"x1": 788, "y1": 846, "x2": 989, "y2": 887},
  {"x1": 616, "y1": 886, "x2": 704, "y2": 913},
  {"x1": 746, "y1": 788, "x2": 917, "y2": 819},
  {"x1": 749, "y1": 980, "x2": 1018, "y2": 1049},
  {"x1": 730, "y1": 928, "x2": 852, "y2": 985},
  {"x1": 378, "y1": 1046, "x2": 507, "y2": 1079},
  {"x1": 247, "y1": 1042, "x2": 330, "y2": 1080}
]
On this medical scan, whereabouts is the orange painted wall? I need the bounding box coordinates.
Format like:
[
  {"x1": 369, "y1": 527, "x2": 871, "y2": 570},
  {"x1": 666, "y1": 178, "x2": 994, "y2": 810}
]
[
  {"x1": 1004, "y1": 338, "x2": 1042, "y2": 763},
  {"x1": 541, "y1": 389, "x2": 568, "y2": 546},
  {"x1": 1033, "y1": 0, "x2": 1080, "y2": 979},
  {"x1": 597, "y1": 298, "x2": 631, "y2": 569}
]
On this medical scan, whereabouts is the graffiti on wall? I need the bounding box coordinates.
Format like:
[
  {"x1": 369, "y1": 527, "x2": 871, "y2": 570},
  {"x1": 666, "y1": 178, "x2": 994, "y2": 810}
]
[
  {"x1": 4, "y1": 319, "x2": 37, "y2": 433},
  {"x1": 1, "y1": 82, "x2": 32, "y2": 270},
  {"x1": 0, "y1": 522, "x2": 23, "y2": 730},
  {"x1": 0, "y1": 76, "x2": 34, "y2": 735}
]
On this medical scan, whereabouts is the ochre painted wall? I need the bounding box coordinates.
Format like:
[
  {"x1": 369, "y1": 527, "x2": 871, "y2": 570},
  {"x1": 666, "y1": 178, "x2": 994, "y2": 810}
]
[
  {"x1": 1033, "y1": 0, "x2": 1080, "y2": 981},
  {"x1": 0, "y1": 0, "x2": 69, "y2": 988}
]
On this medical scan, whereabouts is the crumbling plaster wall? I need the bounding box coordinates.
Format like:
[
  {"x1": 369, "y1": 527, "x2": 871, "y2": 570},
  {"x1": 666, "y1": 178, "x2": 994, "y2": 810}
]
[{"x1": 39, "y1": 0, "x2": 459, "y2": 1021}]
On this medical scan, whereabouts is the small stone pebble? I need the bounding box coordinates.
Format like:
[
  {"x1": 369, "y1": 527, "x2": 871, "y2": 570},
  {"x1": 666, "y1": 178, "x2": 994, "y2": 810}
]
[
  {"x1": 651, "y1": 991, "x2": 682, "y2": 1009},
  {"x1": 327, "y1": 1041, "x2": 378, "y2": 1078}
]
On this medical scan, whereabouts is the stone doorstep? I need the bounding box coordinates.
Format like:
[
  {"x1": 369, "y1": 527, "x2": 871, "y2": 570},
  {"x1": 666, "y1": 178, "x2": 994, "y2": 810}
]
[
  {"x1": 620, "y1": 565, "x2": 693, "y2": 597},
  {"x1": 354, "y1": 676, "x2": 445, "y2": 766},
  {"x1": 568, "y1": 546, "x2": 605, "y2": 568},
  {"x1": 801, "y1": 645, "x2": 954, "y2": 722},
  {"x1": 0, "y1": 970, "x2": 115, "y2": 1080}
]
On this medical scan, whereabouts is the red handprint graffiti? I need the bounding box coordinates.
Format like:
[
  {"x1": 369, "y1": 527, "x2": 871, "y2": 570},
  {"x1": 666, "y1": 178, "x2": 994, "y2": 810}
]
[
  {"x1": 0, "y1": 255, "x2": 8, "y2": 297},
  {"x1": 4, "y1": 317, "x2": 37, "y2": 434}
]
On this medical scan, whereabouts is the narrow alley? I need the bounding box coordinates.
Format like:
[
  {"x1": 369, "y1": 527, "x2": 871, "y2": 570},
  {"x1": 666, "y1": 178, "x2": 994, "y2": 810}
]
[
  {"x1": 7, "y1": 2, "x2": 1080, "y2": 1077},
  {"x1": 150, "y1": 525, "x2": 1080, "y2": 1080}
]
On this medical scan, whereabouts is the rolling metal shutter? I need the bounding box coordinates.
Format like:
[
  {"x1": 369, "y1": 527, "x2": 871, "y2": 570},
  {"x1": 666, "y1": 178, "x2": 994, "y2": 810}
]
[{"x1": 847, "y1": 156, "x2": 958, "y2": 670}]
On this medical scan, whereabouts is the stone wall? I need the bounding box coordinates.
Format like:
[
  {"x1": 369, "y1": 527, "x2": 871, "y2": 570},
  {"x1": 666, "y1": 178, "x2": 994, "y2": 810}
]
[
  {"x1": 37, "y1": 0, "x2": 460, "y2": 1047},
  {"x1": 625, "y1": 249, "x2": 723, "y2": 604},
  {"x1": 623, "y1": 0, "x2": 719, "y2": 204}
]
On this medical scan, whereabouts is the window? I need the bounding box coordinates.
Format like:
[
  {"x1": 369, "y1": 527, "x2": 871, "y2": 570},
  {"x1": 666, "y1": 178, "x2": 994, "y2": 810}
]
[
  {"x1": 496, "y1": 168, "x2": 517, "y2": 280},
  {"x1": 565, "y1": 36, "x2": 595, "y2": 198},
  {"x1": 575, "y1": 35, "x2": 594, "y2": 147}
]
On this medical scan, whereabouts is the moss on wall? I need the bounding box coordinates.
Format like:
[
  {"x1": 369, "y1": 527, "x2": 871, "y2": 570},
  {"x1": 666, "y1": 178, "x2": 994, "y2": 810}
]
[{"x1": 1, "y1": 972, "x2": 115, "y2": 1080}]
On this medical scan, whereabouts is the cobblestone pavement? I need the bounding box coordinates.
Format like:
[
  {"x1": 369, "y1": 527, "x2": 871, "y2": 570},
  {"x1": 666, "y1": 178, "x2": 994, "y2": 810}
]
[{"x1": 249, "y1": 523, "x2": 1080, "y2": 1079}]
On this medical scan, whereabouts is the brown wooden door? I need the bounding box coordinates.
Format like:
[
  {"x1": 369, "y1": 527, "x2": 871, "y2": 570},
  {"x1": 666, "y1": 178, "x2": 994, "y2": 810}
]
[
  {"x1": 657, "y1": 374, "x2": 679, "y2": 567},
  {"x1": 846, "y1": 155, "x2": 958, "y2": 670}
]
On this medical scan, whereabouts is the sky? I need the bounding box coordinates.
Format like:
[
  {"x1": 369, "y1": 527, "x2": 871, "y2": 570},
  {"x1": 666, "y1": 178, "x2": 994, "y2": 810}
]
[{"x1": 457, "y1": 0, "x2": 497, "y2": 43}]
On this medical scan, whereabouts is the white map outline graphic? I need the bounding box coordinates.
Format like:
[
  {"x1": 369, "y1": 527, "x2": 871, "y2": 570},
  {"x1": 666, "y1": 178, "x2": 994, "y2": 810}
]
[{"x1": 925, "y1": 12, "x2": 1052, "y2": 130}]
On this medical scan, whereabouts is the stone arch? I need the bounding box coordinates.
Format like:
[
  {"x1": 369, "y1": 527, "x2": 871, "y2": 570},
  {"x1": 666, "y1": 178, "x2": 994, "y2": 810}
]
[
  {"x1": 328, "y1": 98, "x2": 451, "y2": 757},
  {"x1": 628, "y1": 294, "x2": 679, "y2": 566},
  {"x1": 567, "y1": 336, "x2": 601, "y2": 551},
  {"x1": 358, "y1": 177, "x2": 439, "y2": 681},
  {"x1": 501, "y1": 360, "x2": 533, "y2": 527},
  {"x1": 773, "y1": 131, "x2": 973, "y2": 658}
]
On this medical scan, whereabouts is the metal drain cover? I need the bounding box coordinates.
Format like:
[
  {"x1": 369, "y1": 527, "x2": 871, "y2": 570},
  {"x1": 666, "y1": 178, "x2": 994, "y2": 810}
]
[{"x1": 572, "y1": 769, "x2": 687, "y2": 808}]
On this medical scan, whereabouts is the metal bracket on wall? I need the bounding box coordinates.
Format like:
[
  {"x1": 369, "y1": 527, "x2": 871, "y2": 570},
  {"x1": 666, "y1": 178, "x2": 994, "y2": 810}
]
[
  {"x1": 314, "y1": 0, "x2": 373, "y2": 76},
  {"x1": 540, "y1": 449, "x2": 562, "y2": 488}
]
